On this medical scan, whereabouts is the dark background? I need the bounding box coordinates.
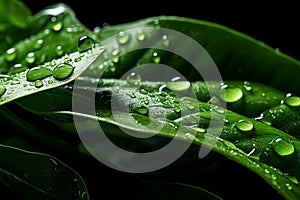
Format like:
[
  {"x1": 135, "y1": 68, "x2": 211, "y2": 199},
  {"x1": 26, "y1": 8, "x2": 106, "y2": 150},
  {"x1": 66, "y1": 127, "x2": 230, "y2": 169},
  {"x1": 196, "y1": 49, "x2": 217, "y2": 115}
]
[{"x1": 21, "y1": 0, "x2": 300, "y2": 61}]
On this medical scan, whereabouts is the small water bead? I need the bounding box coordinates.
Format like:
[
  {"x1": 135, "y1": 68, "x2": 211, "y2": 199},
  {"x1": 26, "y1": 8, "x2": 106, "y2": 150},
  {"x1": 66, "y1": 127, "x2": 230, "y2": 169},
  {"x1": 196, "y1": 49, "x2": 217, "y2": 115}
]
[
  {"x1": 11, "y1": 63, "x2": 27, "y2": 74},
  {"x1": 51, "y1": 21, "x2": 63, "y2": 32},
  {"x1": 284, "y1": 93, "x2": 300, "y2": 107},
  {"x1": 186, "y1": 103, "x2": 195, "y2": 110},
  {"x1": 26, "y1": 67, "x2": 53, "y2": 81},
  {"x1": 137, "y1": 30, "x2": 146, "y2": 41},
  {"x1": 271, "y1": 137, "x2": 294, "y2": 156},
  {"x1": 152, "y1": 51, "x2": 161, "y2": 63},
  {"x1": 35, "y1": 80, "x2": 43, "y2": 88},
  {"x1": 162, "y1": 34, "x2": 170, "y2": 46},
  {"x1": 78, "y1": 36, "x2": 95, "y2": 53},
  {"x1": 184, "y1": 132, "x2": 195, "y2": 140},
  {"x1": 26, "y1": 52, "x2": 36, "y2": 64},
  {"x1": 221, "y1": 86, "x2": 243, "y2": 103},
  {"x1": 139, "y1": 88, "x2": 148, "y2": 95},
  {"x1": 235, "y1": 119, "x2": 254, "y2": 132},
  {"x1": 153, "y1": 19, "x2": 160, "y2": 28},
  {"x1": 33, "y1": 39, "x2": 44, "y2": 49},
  {"x1": 243, "y1": 81, "x2": 252, "y2": 91},
  {"x1": 126, "y1": 72, "x2": 141, "y2": 86},
  {"x1": 56, "y1": 45, "x2": 64, "y2": 56},
  {"x1": 5, "y1": 48, "x2": 17, "y2": 62},
  {"x1": 117, "y1": 31, "x2": 130, "y2": 45},
  {"x1": 166, "y1": 81, "x2": 191, "y2": 91},
  {"x1": 174, "y1": 107, "x2": 181, "y2": 113},
  {"x1": 285, "y1": 183, "x2": 293, "y2": 191},
  {"x1": 52, "y1": 63, "x2": 74, "y2": 80},
  {"x1": 0, "y1": 85, "x2": 6, "y2": 97}
]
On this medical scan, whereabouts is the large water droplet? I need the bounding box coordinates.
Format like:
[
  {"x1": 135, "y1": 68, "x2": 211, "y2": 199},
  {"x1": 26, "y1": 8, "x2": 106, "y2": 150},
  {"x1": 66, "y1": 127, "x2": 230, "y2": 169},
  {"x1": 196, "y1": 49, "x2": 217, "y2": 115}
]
[
  {"x1": 26, "y1": 67, "x2": 53, "y2": 81},
  {"x1": 117, "y1": 31, "x2": 130, "y2": 45},
  {"x1": 78, "y1": 36, "x2": 95, "y2": 53},
  {"x1": 0, "y1": 85, "x2": 6, "y2": 97},
  {"x1": 235, "y1": 119, "x2": 254, "y2": 132},
  {"x1": 166, "y1": 81, "x2": 190, "y2": 91},
  {"x1": 132, "y1": 106, "x2": 149, "y2": 115},
  {"x1": 126, "y1": 72, "x2": 141, "y2": 86},
  {"x1": 271, "y1": 137, "x2": 294, "y2": 156},
  {"x1": 284, "y1": 93, "x2": 300, "y2": 107},
  {"x1": 53, "y1": 63, "x2": 74, "y2": 80},
  {"x1": 221, "y1": 86, "x2": 243, "y2": 103},
  {"x1": 5, "y1": 48, "x2": 17, "y2": 62}
]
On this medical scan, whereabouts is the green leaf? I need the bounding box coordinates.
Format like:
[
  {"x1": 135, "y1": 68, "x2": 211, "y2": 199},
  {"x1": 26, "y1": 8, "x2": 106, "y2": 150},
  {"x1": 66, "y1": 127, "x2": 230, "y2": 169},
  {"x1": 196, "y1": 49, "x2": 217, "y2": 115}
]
[{"x1": 0, "y1": 144, "x2": 89, "y2": 200}]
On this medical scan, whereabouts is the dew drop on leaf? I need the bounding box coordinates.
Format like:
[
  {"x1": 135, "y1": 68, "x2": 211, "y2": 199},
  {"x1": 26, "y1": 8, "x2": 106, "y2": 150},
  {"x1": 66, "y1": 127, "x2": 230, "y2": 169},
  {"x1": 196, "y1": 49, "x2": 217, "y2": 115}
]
[
  {"x1": 235, "y1": 119, "x2": 254, "y2": 132},
  {"x1": 26, "y1": 67, "x2": 53, "y2": 81},
  {"x1": 33, "y1": 39, "x2": 44, "y2": 49},
  {"x1": 137, "y1": 30, "x2": 146, "y2": 41},
  {"x1": 117, "y1": 31, "x2": 130, "y2": 45},
  {"x1": 221, "y1": 86, "x2": 243, "y2": 103},
  {"x1": 34, "y1": 80, "x2": 43, "y2": 88},
  {"x1": 243, "y1": 81, "x2": 252, "y2": 91},
  {"x1": 166, "y1": 81, "x2": 190, "y2": 91},
  {"x1": 51, "y1": 21, "x2": 63, "y2": 31},
  {"x1": 271, "y1": 137, "x2": 294, "y2": 156},
  {"x1": 127, "y1": 72, "x2": 141, "y2": 86},
  {"x1": 53, "y1": 63, "x2": 74, "y2": 80},
  {"x1": 162, "y1": 34, "x2": 170, "y2": 46},
  {"x1": 0, "y1": 85, "x2": 6, "y2": 97},
  {"x1": 78, "y1": 36, "x2": 95, "y2": 53},
  {"x1": 132, "y1": 106, "x2": 149, "y2": 115},
  {"x1": 152, "y1": 51, "x2": 161, "y2": 63},
  {"x1": 284, "y1": 93, "x2": 300, "y2": 107},
  {"x1": 56, "y1": 45, "x2": 64, "y2": 56},
  {"x1": 192, "y1": 127, "x2": 206, "y2": 133},
  {"x1": 5, "y1": 47, "x2": 17, "y2": 62},
  {"x1": 26, "y1": 52, "x2": 36, "y2": 64}
]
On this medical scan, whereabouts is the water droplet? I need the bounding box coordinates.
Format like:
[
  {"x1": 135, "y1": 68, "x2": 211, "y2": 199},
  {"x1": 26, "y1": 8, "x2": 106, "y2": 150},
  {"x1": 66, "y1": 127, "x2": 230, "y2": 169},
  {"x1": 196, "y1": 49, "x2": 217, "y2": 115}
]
[
  {"x1": 152, "y1": 51, "x2": 161, "y2": 63},
  {"x1": 287, "y1": 175, "x2": 298, "y2": 184},
  {"x1": 56, "y1": 45, "x2": 64, "y2": 56},
  {"x1": 271, "y1": 137, "x2": 294, "y2": 156},
  {"x1": 11, "y1": 63, "x2": 27, "y2": 74},
  {"x1": 139, "y1": 88, "x2": 148, "y2": 94},
  {"x1": 184, "y1": 132, "x2": 195, "y2": 140},
  {"x1": 137, "y1": 30, "x2": 146, "y2": 41},
  {"x1": 117, "y1": 31, "x2": 130, "y2": 45},
  {"x1": 78, "y1": 36, "x2": 95, "y2": 53},
  {"x1": 284, "y1": 93, "x2": 300, "y2": 107},
  {"x1": 153, "y1": 19, "x2": 160, "y2": 27},
  {"x1": 35, "y1": 80, "x2": 43, "y2": 88},
  {"x1": 221, "y1": 86, "x2": 243, "y2": 103},
  {"x1": 192, "y1": 127, "x2": 206, "y2": 133},
  {"x1": 162, "y1": 34, "x2": 170, "y2": 46},
  {"x1": 286, "y1": 183, "x2": 293, "y2": 190},
  {"x1": 235, "y1": 119, "x2": 254, "y2": 132},
  {"x1": 53, "y1": 63, "x2": 74, "y2": 80},
  {"x1": 174, "y1": 107, "x2": 181, "y2": 113},
  {"x1": 166, "y1": 81, "x2": 190, "y2": 91},
  {"x1": 26, "y1": 67, "x2": 53, "y2": 81},
  {"x1": 243, "y1": 81, "x2": 252, "y2": 91},
  {"x1": 5, "y1": 48, "x2": 17, "y2": 62},
  {"x1": 52, "y1": 21, "x2": 63, "y2": 31},
  {"x1": 187, "y1": 103, "x2": 195, "y2": 110},
  {"x1": 26, "y1": 52, "x2": 36, "y2": 64},
  {"x1": 132, "y1": 106, "x2": 148, "y2": 115},
  {"x1": 127, "y1": 93, "x2": 136, "y2": 98},
  {"x1": 0, "y1": 85, "x2": 6, "y2": 97},
  {"x1": 33, "y1": 39, "x2": 44, "y2": 49},
  {"x1": 126, "y1": 72, "x2": 141, "y2": 86}
]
